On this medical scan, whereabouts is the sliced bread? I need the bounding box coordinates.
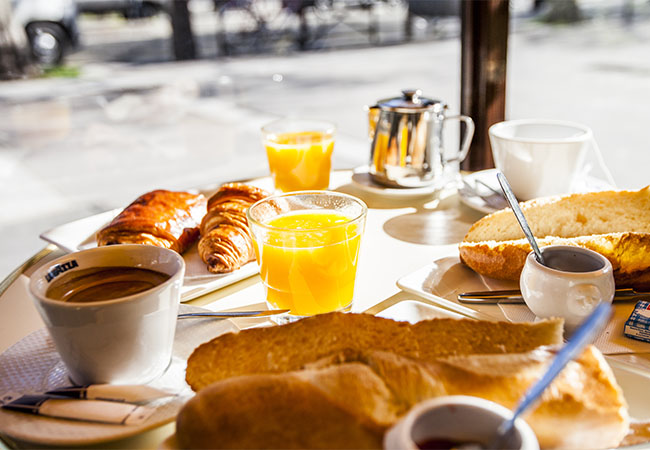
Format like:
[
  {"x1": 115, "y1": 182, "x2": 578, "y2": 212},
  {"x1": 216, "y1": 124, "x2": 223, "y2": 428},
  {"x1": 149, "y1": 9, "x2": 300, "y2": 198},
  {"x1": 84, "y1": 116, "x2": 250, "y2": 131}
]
[
  {"x1": 459, "y1": 187, "x2": 650, "y2": 287},
  {"x1": 178, "y1": 346, "x2": 629, "y2": 449},
  {"x1": 185, "y1": 312, "x2": 563, "y2": 392}
]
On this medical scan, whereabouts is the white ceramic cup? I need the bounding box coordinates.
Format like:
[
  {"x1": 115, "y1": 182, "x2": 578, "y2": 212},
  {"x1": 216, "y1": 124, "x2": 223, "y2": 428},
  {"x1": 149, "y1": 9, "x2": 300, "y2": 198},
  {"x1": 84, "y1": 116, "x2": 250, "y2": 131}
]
[
  {"x1": 489, "y1": 119, "x2": 593, "y2": 200},
  {"x1": 384, "y1": 395, "x2": 539, "y2": 450},
  {"x1": 520, "y1": 245, "x2": 615, "y2": 331},
  {"x1": 29, "y1": 244, "x2": 185, "y2": 385}
]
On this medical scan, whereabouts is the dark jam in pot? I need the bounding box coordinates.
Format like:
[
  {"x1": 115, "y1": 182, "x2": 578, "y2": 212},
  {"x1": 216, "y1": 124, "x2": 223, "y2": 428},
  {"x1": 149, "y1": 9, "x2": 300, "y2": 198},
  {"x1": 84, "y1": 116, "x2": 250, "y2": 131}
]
[
  {"x1": 416, "y1": 438, "x2": 483, "y2": 450},
  {"x1": 541, "y1": 248, "x2": 605, "y2": 272}
]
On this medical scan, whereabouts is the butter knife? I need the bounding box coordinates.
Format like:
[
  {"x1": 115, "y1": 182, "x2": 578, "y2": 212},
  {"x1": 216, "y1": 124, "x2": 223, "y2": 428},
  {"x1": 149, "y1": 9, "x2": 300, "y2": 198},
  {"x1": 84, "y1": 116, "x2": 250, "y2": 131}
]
[
  {"x1": 178, "y1": 309, "x2": 290, "y2": 319},
  {"x1": 457, "y1": 288, "x2": 648, "y2": 304}
]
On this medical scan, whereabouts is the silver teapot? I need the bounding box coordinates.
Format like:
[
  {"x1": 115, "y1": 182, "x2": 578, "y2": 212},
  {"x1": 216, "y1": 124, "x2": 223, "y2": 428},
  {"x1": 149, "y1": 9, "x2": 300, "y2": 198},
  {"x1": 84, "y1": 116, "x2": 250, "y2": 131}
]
[{"x1": 367, "y1": 89, "x2": 474, "y2": 188}]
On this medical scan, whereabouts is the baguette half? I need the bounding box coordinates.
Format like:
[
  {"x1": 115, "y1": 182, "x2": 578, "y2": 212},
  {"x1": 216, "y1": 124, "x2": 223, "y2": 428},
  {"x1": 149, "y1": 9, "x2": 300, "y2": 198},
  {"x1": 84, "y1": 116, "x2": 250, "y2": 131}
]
[
  {"x1": 177, "y1": 347, "x2": 628, "y2": 449},
  {"x1": 185, "y1": 312, "x2": 563, "y2": 392},
  {"x1": 459, "y1": 187, "x2": 650, "y2": 287}
]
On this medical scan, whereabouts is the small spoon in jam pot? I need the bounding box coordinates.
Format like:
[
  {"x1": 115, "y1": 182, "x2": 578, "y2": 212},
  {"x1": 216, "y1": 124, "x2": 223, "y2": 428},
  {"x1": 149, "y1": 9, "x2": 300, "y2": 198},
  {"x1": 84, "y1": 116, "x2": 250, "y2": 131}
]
[{"x1": 496, "y1": 171, "x2": 545, "y2": 266}]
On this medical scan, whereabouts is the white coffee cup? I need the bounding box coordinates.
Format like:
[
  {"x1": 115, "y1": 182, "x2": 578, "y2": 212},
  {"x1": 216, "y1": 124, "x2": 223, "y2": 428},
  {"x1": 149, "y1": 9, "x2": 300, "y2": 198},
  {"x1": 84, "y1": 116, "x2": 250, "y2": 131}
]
[
  {"x1": 489, "y1": 119, "x2": 593, "y2": 200},
  {"x1": 520, "y1": 245, "x2": 615, "y2": 331},
  {"x1": 29, "y1": 244, "x2": 185, "y2": 385},
  {"x1": 384, "y1": 396, "x2": 539, "y2": 450}
]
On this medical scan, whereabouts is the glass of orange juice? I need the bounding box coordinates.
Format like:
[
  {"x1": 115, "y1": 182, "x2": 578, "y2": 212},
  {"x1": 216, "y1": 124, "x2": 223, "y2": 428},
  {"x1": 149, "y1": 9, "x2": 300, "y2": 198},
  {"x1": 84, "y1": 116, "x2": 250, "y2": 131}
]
[
  {"x1": 247, "y1": 191, "x2": 367, "y2": 317},
  {"x1": 261, "y1": 118, "x2": 336, "y2": 192}
]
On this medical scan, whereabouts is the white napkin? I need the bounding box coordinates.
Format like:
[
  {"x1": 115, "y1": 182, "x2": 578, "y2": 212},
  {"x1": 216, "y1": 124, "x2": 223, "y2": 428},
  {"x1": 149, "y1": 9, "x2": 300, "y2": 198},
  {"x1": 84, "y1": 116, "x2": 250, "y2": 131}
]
[
  {"x1": 180, "y1": 264, "x2": 258, "y2": 301},
  {"x1": 180, "y1": 243, "x2": 259, "y2": 301},
  {"x1": 499, "y1": 302, "x2": 650, "y2": 355},
  {"x1": 183, "y1": 243, "x2": 221, "y2": 280}
]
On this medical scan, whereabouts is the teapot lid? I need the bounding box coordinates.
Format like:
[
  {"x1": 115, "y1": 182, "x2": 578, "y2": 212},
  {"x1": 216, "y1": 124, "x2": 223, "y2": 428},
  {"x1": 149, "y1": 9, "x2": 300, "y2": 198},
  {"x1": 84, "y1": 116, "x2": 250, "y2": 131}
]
[{"x1": 376, "y1": 89, "x2": 445, "y2": 113}]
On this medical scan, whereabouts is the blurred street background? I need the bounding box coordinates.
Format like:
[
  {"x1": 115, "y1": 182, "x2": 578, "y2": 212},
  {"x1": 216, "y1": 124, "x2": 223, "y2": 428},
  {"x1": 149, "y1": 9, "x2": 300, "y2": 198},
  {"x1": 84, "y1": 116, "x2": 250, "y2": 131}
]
[{"x1": 1, "y1": 0, "x2": 650, "y2": 279}]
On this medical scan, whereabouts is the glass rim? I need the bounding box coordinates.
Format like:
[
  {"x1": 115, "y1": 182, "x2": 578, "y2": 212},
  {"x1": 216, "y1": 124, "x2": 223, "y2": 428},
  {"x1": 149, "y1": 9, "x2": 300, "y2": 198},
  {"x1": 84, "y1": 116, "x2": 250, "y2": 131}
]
[
  {"x1": 261, "y1": 118, "x2": 337, "y2": 135},
  {"x1": 246, "y1": 190, "x2": 368, "y2": 233}
]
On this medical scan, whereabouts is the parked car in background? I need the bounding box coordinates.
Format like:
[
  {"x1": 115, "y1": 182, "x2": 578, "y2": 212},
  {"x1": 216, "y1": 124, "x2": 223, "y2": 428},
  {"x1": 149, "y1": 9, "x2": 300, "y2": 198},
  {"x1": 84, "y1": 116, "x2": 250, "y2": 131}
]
[
  {"x1": 74, "y1": 0, "x2": 168, "y2": 18},
  {"x1": 11, "y1": 0, "x2": 80, "y2": 66}
]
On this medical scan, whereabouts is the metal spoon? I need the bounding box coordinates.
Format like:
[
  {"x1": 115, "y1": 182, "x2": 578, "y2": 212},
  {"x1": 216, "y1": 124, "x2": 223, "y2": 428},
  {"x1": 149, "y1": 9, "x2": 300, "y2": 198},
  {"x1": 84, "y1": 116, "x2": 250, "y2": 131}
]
[
  {"x1": 496, "y1": 171, "x2": 545, "y2": 265},
  {"x1": 488, "y1": 301, "x2": 612, "y2": 449},
  {"x1": 178, "y1": 309, "x2": 290, "y2": 319}
]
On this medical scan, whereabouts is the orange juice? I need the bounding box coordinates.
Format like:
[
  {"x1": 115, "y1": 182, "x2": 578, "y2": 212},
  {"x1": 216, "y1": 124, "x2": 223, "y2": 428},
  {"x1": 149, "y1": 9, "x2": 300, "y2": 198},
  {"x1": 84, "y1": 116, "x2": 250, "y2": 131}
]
[
  {"x1": 254, "y1": 210, "x2": 362, "y2": 316},
  {"x1": 264, "y1": 131, "x2": 334, "y2": 192}
]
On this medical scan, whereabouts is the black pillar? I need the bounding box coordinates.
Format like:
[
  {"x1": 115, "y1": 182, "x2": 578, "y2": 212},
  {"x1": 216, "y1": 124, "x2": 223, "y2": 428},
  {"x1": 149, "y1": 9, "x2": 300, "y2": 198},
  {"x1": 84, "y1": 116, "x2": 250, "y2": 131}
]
[
  {"x1": 460, "y1": 0, "x2": 509, "y2": 171},
  {"x1": 170, "y1": 0, "x2": 197, "y2": 60}
]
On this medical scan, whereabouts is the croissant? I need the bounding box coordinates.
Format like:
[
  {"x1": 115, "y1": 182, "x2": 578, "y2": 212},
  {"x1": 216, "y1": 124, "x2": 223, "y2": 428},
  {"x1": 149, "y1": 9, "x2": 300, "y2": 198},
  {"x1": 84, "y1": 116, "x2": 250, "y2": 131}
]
[
  {"x1": 199, "y1": 183, "x2": 269, "y2": 273},
  {"x1": 96, "y1": 189, "x2": 207, "y2": 254}
]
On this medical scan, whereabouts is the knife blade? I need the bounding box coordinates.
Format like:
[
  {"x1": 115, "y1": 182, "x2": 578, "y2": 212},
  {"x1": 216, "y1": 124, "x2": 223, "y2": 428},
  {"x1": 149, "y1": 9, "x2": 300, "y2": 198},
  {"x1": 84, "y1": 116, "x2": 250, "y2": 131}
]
[
  {"x1": 457, "y1": 288, "x2": 648, "y2": 304},
  {"x1": 178, "y1": 309, "x2": 290, "y2": 319}
]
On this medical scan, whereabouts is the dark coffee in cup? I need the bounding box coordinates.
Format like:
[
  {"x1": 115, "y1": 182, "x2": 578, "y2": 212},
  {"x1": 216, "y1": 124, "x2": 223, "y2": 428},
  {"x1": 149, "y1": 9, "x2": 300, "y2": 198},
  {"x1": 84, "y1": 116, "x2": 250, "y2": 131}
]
[{"x1": 46, "y1": 266, "x2": 170, "y2": 303}]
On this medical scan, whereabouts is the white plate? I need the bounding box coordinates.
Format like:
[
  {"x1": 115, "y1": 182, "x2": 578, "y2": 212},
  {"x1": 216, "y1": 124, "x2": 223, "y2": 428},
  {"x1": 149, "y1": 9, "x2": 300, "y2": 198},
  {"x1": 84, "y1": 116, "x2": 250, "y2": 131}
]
[
  {"x1": 459, "y1": 168, "x2": 615, "y2": 215},
  {"x1": 396, "y1": 258, "x2": 511, "y2": 322},
  {"x1": 459, "y1": 169, "x2": 508, "y2": 214},
  {"x1": 376, "y1": 299, "x2": 465, "y2": 323},
  {"x1": 397, "y1": 252, "x2": 650, "y2": 357},
  {"x1": 39, "y1": 210, "x2": 259, "y2": 303},
  {"x1": 159, "y1": 299, "x2": 650, "y2": 449},
  {"x1": 351, "y1": 168, "x2": 439, "y2": 199},
  {"x1": 0, "y1": 304, "x2": 238, "y2": 447}
]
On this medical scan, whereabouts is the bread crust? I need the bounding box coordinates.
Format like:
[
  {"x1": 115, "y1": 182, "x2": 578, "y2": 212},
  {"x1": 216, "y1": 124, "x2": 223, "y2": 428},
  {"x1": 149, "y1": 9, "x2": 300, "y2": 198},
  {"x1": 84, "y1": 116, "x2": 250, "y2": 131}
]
[
  {"x1": 185, "y1": 312, "x2": 563, "y2": 392},
  {"x1": 176, "y1": 371, "x2": 386, "y2": 449},
  {"x1": 459, "y1": 187, "x2": 650, "y2": 289},
  {"x1": 178, "y1": 347, "x2": 629, "y2": 450}
]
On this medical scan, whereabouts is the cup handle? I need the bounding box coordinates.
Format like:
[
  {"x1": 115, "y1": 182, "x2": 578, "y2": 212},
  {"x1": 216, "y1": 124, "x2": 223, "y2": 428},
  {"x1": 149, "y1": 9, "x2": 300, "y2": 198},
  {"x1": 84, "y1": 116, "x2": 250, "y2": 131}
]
[{"x1": 442, "y1": 114, "x2": 475, "y2": 163}]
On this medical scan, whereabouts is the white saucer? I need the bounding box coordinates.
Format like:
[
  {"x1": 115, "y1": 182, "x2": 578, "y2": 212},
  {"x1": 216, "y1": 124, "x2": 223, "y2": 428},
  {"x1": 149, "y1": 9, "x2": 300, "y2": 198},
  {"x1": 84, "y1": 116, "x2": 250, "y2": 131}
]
[
  {"x1": 0, "y1": 304, "x2": 238, "y2": 447},
  {"x1": 351, "y1": 168, "x2": 439, "y2": 198},
  {"x1": 458, "y1": 169, "x2": 615, "y2": 215},
  {"x1": 458, "y1": 169, "x2": 507, "y2": 214}
]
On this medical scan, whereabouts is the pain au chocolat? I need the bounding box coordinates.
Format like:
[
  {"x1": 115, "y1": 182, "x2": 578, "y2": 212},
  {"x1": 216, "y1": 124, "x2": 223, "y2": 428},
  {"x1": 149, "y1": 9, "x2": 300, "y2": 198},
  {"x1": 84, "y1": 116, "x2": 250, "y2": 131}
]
[{"x1": 96, "y1": 189, "x2": 207, "y2": 254}]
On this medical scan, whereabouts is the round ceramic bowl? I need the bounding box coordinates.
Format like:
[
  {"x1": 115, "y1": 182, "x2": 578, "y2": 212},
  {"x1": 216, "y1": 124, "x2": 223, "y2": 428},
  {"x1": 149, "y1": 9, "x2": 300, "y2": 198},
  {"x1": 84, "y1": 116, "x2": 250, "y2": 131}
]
[{"x1": 520, "y1": 245, "x2": 615, "y2": 331}]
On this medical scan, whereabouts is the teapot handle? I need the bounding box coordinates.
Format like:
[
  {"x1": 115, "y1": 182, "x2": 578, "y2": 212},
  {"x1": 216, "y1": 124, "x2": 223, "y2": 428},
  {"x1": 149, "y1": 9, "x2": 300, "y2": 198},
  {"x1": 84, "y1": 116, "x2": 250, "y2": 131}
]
[{"x1": 442, "y1": 114, "x2": 475, "y2": 163}]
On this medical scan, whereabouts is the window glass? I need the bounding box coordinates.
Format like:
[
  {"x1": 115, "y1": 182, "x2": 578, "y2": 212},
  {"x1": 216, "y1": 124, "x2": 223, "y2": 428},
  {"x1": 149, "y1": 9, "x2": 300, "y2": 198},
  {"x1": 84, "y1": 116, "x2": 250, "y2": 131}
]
[{"x1": 1, "y1": 0, "x2": 648, "y2": 277}]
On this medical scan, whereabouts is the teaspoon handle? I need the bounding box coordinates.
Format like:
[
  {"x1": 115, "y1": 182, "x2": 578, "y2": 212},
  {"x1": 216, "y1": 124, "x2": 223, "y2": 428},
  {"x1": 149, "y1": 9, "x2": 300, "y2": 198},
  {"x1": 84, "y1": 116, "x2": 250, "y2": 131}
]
[{"x1": 496, "y1": 172, "x2": 545, "y2": 265}]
